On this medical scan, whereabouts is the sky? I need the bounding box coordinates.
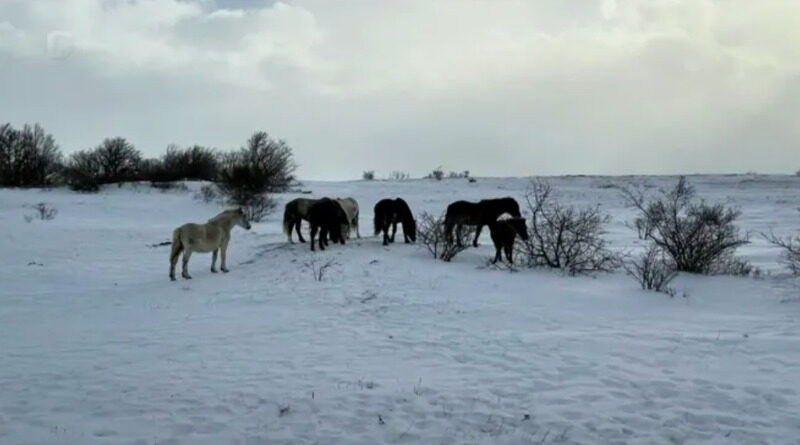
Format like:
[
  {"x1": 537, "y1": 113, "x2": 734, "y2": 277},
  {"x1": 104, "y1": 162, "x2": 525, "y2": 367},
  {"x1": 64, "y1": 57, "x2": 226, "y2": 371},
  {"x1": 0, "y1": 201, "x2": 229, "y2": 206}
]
[{"x1": 0, "y1": 0, "x2": 798, "y2": 180}]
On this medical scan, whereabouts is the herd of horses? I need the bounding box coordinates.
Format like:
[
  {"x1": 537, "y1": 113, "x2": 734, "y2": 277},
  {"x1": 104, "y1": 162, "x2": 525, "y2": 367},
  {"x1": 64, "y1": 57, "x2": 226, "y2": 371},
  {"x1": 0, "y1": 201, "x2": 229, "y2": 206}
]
[{"x1": 169, "y1": 196, "x2": 529, "y2": 281}]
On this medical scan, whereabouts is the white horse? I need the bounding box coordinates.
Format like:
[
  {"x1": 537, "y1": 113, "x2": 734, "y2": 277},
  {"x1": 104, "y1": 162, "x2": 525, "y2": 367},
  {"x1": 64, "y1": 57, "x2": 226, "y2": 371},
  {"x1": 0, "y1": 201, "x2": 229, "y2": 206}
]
[
  {"x1": 336, "y1": 197, "x2": 360, "y2": 239},
  {"x1": 169, "y1": 208, "x2": 251, "y2": 281}
]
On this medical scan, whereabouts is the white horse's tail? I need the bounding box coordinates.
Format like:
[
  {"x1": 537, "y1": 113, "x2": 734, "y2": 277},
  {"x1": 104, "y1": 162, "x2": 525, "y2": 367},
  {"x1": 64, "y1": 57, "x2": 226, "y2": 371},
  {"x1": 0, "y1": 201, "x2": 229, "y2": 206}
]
[{"x1": 170, "y1": 228, "x2": 183, "y2": 264}]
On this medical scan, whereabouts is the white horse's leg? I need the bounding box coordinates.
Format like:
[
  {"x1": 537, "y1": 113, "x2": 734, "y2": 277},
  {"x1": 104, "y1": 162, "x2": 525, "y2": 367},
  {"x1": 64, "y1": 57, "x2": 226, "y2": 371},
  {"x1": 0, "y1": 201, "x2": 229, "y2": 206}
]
[
  {"x1": 211, "y1": 249, "x2": 218, "y2": 273},
  {"x1": 220, "y1": 242, "x2": 229, "y2": 273},
  {"x1": 169, "y1": 258, "x2": 178, "y2": 281},
  {"x1": 181, "y1": 250, "x2": 193, "y2": 279},
  {"x1": 355, "y1": 216, "x2": 361, "y2": 238}
]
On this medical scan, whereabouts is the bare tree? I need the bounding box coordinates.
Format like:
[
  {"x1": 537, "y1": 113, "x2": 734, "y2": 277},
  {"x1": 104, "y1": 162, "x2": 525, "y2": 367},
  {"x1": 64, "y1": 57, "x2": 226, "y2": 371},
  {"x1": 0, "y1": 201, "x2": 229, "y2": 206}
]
[
  {"x1": 518, "y1": 179, "x2": 618, "y2": 275},
  {"x1": 0, "y1": 123, "x2": 62, "y2": 187},
  {"x1": 417, "y1": 212, "x2": 473, "y2": 262},
  {"x1": 620, "y1": 176, "x2": 748, "y2": 274}
]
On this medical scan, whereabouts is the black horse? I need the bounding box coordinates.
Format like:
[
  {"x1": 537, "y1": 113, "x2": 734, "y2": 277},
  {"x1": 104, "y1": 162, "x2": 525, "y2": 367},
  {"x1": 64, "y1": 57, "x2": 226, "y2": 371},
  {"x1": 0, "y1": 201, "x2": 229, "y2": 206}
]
[
  {"x1": 308, "y1": 198, "x2": 350, "y2": 251},
  {"x1": 444, "y1": 197, "x2": 521, "y2": 247},
  {"x1": 374, "y1": 198, "x2": 417, "y2": 246},
  {"x1": 488, "y1": 217, "x2": 529, "y2": 264}
]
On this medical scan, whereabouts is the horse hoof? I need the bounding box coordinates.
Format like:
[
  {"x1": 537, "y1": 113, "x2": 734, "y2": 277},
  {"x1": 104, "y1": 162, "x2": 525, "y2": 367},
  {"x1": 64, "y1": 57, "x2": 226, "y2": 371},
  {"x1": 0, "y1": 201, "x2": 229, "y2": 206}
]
[
  {"x1": 211, "y1": 269, "x2": 217, "y2": 273},
  {"x1": 299, "y1": 239, "x2": 306, "y2": 243},
  {"x1": 221, "y1": 268, "x2": 229, "y2": 273},
  {"x1": 170, "y1": 276, "x2": 176, "y2": 281},
  {"x1": 183, "y1": 275, "x2": 192, "y2": 280}
]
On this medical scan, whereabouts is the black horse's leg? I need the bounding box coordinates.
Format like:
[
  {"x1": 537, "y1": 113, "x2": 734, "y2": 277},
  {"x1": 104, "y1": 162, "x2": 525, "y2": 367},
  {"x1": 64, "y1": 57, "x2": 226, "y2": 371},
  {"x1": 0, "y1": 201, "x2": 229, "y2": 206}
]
[
  {"x1": 319, "y1": 227, "x2": 327, "y2": 250},
  {"x1": 505, "y1": 243, "x2": 514, "y2": 264},
  {"x1": 310, "y1": 224, "x2": 317, "y2": 251},
  {"x1": 390, "y1": 222, "x2": 397, "y2": 243},
  {"x1": 296, "y1": 220, "x2": 306, "y2": 243},
  {"x1": 473, "y1": 224, "x2": 483, "y2": 248},
  {"x1": 493, "y1": 245, "x2": 502, "y2": 263},
  {"x1": 455, "y1": 224, "x2": 464, "y2": 247}
]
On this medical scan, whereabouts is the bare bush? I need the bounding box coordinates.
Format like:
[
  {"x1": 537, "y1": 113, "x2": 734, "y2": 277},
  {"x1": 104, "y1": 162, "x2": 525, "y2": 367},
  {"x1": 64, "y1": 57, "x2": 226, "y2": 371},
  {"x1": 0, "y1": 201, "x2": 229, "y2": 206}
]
[
  {"x1": 426, "y1": 166, "x2": 444, "y2": 181},
  {"x1": 417, "y1": 212, "x2": 474, "y2": 262},
  {"x1": 517, "y1": 179, "x2": 618, "y2": 275},
  {"x1": 304, "y1": 257, "x2": 339, "y2": 281},
  {"x1": 707, "y1": 251, "x2": 759, "y2": 277},
  {"x1": 24, "y1": 202, "x2": 58, "y2": 222},
  {"x1": 93, "y1": 137, "x2": 142, "y2": 183},
  {"x1": 621, "y1": 176, "x2": 749, "y2": 274},
  {"x1": 448, "y1": 170, "x2": 470, "y2": 179},
  {"x1": 362, "y1": 170, "x2": 375, "y2": 180},
  {"x1": 0, "y1": 123, "x2": 62, "y2": 187},
  {"x1": 162, "y1": 145, "x2": 218, "y2": 181},
  {"x1": 623, "y1": 244, "x2": 678, "y2": 295},
  {"x1": 240, "y1": 194, "x2": 275, "y2": 223},
  {"x1": 763, "y1": 231, "x2": 800, "y2": 275},
  {"x1": 193, "y1": 184, "x2": 221, "y2": 204},
  {"x1": 388, "y1": 171, "x2": 409, "y2": 181},
  {"x1": 64, "y1": 149, "x2": 102, "y2": 192},
  {"x1": 217, "y1": 132, "x2": 296, "y2": 213}
]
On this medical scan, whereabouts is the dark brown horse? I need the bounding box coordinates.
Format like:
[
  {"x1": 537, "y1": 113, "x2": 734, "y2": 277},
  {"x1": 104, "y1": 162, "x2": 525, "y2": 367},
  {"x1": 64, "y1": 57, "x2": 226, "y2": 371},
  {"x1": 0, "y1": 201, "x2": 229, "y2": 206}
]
[
  {"x1": 308, "y1": 198, "x2": 350, "y2": 251},
  {"x1": 444, "y1": 197, "x2": 521, "y2": 247},
  {"x1": 374, "y1": 198, "x2": 416, "y2": 246},
  {"x1": 488, "y1": 217, "x2": 529, "y2": 264}
]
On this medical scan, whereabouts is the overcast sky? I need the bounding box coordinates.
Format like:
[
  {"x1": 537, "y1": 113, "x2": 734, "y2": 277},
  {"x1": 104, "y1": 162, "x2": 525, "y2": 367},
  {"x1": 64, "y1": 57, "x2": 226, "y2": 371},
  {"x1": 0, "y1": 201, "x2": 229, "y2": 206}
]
[{"x1": 1, "y1": 0, "x2": 798, "y2": 180}]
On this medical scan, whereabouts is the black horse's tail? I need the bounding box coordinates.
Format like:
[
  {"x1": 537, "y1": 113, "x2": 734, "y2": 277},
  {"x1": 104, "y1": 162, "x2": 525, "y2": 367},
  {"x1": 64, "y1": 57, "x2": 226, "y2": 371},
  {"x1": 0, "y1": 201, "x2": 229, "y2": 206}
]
[
  {"x1": 282, "y1": 202, "x2": 294, "y2": 237},
  {"x1": 373, "y1": 209, "x2": 382, "y2": 236}
]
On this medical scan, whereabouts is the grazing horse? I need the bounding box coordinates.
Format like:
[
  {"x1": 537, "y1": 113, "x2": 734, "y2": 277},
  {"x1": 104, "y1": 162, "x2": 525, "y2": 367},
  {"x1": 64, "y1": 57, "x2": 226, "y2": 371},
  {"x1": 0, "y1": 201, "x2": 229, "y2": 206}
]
[
  {"x1": 444, "y1": 197, "x2": 521, "y2": 247},
  {"x1": 488, "y1": 217, "x2": 529, "y2": 264},
  {"x1": 335, "y1": 197, "x2": 360, "y2": 239},
  {"x1": 169, "y1": 208, "x2": 251, "y2": 280},
  {"x1": 283, "y1": 198, "x2": 320, "y2": 243},
  {"x1": 374, "y1": 198, "x2": 416, "y2": 246},
  {"x1": 308, "y1": 198, "x2": 350, "y2": 251}
]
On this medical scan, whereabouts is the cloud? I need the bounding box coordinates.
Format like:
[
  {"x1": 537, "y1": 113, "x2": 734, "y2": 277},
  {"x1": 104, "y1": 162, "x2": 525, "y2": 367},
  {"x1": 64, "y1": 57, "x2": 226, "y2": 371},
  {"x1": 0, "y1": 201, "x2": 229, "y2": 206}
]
[{"x1": 0, "y1": 0, "x2": 798, "y2": 178}]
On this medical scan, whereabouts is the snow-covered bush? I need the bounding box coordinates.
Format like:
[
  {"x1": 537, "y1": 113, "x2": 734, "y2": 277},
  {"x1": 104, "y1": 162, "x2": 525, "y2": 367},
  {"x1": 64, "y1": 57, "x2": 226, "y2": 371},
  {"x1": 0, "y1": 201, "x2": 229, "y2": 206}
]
[
  {"x1": 621, "y1": 176, "x2": 748, "y2": 274},
  {"x1": 624, "y1": 244, "x2": 678, "y2": 295},
  {"x1": 517, "y1": 179, "x2": 618, "y2": 275},
  {"x1": 0, "y1": 123, "x2": 62, "y2": 187},
  {"x1": 362, "y1": 170, "x2": 375, "y2": 180},
  {"x1": 216, "y1": 132, "x2": 296, "y2": 215},
  {"x1": 417, "y1": 212, "x2": 473, "y2": 262}
]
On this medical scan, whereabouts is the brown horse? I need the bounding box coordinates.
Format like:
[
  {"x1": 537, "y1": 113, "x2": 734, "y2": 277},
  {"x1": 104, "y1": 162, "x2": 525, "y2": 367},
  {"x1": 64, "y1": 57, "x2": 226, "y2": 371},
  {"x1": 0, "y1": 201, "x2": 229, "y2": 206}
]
[{"x1": 444, "y1": 197, "x2": 521, "y2": 247}]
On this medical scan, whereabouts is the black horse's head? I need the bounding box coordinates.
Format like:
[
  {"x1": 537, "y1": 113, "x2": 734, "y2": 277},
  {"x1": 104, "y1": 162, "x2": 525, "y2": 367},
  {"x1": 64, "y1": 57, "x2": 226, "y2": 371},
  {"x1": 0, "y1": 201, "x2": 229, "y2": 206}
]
[{"x1": 507, "y1": 217, "x2": 529, "y2": 241}]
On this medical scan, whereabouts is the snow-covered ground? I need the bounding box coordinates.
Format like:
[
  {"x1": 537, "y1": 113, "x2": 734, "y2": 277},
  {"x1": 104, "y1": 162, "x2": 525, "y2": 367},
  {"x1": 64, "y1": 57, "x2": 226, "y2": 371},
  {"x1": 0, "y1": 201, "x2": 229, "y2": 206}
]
[{"x1": 1, "y1": 175, "x2": 799, "y2": 444}]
